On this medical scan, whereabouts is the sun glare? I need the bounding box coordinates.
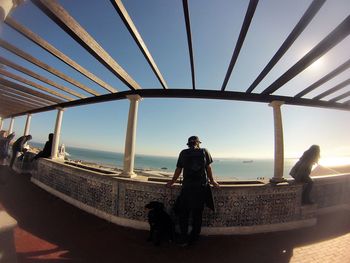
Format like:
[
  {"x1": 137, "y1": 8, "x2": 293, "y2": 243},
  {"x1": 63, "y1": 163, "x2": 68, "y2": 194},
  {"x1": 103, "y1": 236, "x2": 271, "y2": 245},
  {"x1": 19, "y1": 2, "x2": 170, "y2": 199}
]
[
  {"x1": 318, "y1": 156, "x2": 350, "y2": 167},
  {"x1": 309, "y1": 57, "x2": 325, "y2": 71}
]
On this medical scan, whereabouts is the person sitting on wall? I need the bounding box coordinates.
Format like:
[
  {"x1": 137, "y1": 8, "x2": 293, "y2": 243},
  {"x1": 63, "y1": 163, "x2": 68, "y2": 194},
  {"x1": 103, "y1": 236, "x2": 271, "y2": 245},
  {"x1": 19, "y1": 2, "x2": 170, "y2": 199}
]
[
  {"x1": 10, "y1": 134, "x2": 32, "y2": 169},
  {"x1": 289, "y1": 145, "x2": 320, "y2": 205},
  {"x1": 33, "y1": 133, "x2": 54, "y2": 160},
  {"x1": 0, "y1": 131, "x2": 15, "y2": 165}
]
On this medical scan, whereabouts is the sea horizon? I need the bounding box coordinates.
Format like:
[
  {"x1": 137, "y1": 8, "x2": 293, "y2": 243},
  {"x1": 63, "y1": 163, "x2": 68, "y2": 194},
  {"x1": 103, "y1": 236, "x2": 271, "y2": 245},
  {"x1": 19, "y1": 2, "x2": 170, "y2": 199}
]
[{"x1": 31, "y1": 141, "x2": 300, "y2": 180}]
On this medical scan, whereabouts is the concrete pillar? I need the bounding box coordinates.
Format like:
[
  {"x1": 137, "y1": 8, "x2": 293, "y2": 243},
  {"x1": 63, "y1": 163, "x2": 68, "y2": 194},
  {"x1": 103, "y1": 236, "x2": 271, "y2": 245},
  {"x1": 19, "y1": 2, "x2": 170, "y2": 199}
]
[
  {"x1": 0, "y1": 0, "x2": 24, "y2": 22},
  {"x1": 23, "y1": 113, "x2": 32, "y2": 135},
  {"x1": 51, "y1": 108, "x2": 64, "y2": 159},
  {"x1": 0, "y1": 116, "x2": 3, "y2": 130},
  {"x1": 269, "y1": 101, "x2": 286, "y2": 183},
  {"x1": 122, "y1": 94, "x2": 142, "y2": 178},
  {"x1": 8, "y1": 117, "x2": 14, "y2": 134}
]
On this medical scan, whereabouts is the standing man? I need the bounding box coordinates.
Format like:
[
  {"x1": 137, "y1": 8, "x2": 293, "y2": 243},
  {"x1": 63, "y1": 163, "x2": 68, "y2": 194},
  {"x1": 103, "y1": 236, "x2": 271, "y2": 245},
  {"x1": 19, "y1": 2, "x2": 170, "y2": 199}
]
[
  {"x1": 10, "y1": 135, "x2": 32, "y2": 168},
  {"x1": 166, "y1": 136, "x2": 219, "y2": 246}
]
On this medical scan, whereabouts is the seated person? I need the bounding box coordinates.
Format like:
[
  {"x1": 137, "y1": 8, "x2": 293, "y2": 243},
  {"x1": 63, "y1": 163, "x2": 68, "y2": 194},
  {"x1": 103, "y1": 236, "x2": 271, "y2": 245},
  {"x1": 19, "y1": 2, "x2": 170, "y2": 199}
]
[
  {"x1": 290, "y1": 145, "x2": 320, "y2": 205},
  {"x1": 33, "y1": 133, "x2": 54, "y2": 160}
]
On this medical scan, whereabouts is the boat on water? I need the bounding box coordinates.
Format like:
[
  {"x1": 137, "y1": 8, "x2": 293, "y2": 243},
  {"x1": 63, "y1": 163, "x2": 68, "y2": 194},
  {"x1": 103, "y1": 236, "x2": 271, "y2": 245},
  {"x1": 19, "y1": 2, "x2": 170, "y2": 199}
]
[{"x1": 242, "y1": 160, "x2": 254, "y2": 163}]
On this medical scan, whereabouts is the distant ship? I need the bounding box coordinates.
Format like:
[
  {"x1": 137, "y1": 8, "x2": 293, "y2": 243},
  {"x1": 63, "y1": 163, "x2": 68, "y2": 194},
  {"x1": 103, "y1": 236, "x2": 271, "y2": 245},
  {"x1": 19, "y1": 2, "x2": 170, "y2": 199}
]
[{"x1": 242, "y1": 160, "x2": 253, "y2": 163}]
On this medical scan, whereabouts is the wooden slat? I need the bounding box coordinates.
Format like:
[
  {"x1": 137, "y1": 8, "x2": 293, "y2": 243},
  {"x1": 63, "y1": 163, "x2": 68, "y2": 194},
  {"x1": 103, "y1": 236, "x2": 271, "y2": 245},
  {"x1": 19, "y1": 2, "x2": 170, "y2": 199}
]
[
  {"x1": 9, "y1": 89, "x2": 350, "y2": 118},
  {"x1": 111, "y1": 0, "x2": 168, "y2": 90},
  {"x1": 5, "y1": 17, "x2": 117, "y2": 93},
  {"x1": 0, "y1": 107, "x2": 17, "y2": 116},
  {"x1": 0, "y1": 39, "x2": 97, "y2": 96},
  {"x1": 0, "y1": 100, "x2": 34, "y2": 112},
  {"x1": 313, "y1": 79, "x2": 350, "y2": 100},
  {"x1": 246, "y1": 0, "x2": 325, "y2": 93},
  {"x1": 182, "y1": 0, "x2": 195, "y2": 90},
  {"x1": 221, "y1": 0, "x2": 259, "y2": 91},
  {"x1": 0, "y1": 84, "x2": 54, "y2": 106},
  {"x1": 261, "y1": 15, "x2": 350, "y2": 95},
  {"x1": 0, "y1": 90, "x2": 48, "y2": 108},
  {"x1": 0, "y1": 88, "x2": 49, "y2": 107},
  {"x1": 329, "y1": 91, "x2": 350, "y2": 102},
  {"x1": 0, "y1": 96, "x2": 40, "y2": 110},
  {"x1": 0, "y1": 68, "x2": 74, "y2": 101},
  {"x1": 0, "y1": 56, "x2": 85, "y2": 99},
  {"x1": 295, "y1": 59, "x2": 350, "y2": 98},
  {"x1": 0, "y1": 106, "x2": 25, "y2": 116},
  {"x1": 32, "y1": 0, "x2": 140, "y2": 90},
  {"x1": 0, "y1": 77, "x2": 64, "y2": 104},
  {"x1": 0, "y1": 98, "x2": 36, "y2": 110}
]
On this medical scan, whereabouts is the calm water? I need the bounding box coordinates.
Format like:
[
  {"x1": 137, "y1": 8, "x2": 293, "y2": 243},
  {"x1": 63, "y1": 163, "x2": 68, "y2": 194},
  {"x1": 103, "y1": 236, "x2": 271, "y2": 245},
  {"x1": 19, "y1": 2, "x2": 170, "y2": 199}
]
[{"x1": 31, "y1": 142, "x2": 296, "y2": 180}]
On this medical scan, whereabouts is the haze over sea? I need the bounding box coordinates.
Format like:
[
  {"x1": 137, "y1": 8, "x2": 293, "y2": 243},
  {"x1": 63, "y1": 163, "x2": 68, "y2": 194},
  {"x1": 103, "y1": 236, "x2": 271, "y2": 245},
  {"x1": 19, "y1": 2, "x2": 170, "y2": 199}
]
[{"x1": 32, "y1": 142, "x2": 296, "y2": 180}]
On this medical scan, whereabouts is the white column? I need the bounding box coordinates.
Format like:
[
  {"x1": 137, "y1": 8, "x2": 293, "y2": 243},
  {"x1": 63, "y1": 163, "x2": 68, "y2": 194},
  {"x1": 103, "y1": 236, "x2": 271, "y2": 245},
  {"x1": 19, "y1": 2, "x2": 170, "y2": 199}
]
[
  {"x1": 0, "y1": 0, "x2": 24, "y2": 21},
  {"x1": 8, "y1": 117, "x2": 14, "y2": 134},
  {"x1": 51, "y1": 108, "x2": 64, "y2": 159},
  {"x1": 269, "y1": 101, "x2": 286, "y2": 183},
  {"x1": 23, "y1": 114, "x2": 32, "y2": 136},
  {"x1": 122, "y1": 94, "x2": 142, "y2": 178},
  {"x1": 0, "y1": 117, "x2": 3, "y2": 130}
]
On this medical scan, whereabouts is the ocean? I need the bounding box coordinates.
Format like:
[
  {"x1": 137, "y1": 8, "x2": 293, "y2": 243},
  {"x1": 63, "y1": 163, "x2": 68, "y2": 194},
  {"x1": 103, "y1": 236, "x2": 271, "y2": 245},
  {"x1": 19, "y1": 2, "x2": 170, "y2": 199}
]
[{"x1": 31, "y1": 142, "x2": 297, "y2": 180}]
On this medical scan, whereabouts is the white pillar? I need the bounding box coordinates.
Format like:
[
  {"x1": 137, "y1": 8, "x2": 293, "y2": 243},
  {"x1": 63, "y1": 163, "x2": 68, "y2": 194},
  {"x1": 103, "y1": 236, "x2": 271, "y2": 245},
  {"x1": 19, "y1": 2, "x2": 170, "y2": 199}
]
[
  {"x1": 8, "y1": 117, "x2": 14, "y2": 134},
  {"x1": 51, "y1": 108, "x2": 64, "y2": 159},
  {"x1": 269, "y1": 101, "x2": 286, "y2": 183},
  {"x1": 0, "y1": 0, "x2": 24, "y2": 21},
  {"x1": 122, "y1": 94, "x2": 142, "y2": 178},
  {"x1": 0, "y1": 117, "x2": 3, "y2": 130},
  {"x1": 23, "y1": 114, "x2": 32, "y2": 136}
]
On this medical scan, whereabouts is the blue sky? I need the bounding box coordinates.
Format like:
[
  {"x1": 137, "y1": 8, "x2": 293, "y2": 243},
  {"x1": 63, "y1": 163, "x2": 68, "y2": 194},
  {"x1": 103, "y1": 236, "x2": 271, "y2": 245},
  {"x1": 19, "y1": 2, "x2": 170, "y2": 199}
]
[{"x1": 1, "y1": 0, "x2": 350, "y2": 160}]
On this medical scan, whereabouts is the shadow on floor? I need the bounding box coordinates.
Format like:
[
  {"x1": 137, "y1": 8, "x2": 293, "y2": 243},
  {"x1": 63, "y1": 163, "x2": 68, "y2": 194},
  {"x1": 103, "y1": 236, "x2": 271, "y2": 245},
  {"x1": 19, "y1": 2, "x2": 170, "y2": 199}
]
[{"x1": 0, "y1": 166, "x2": 349, "y2": 263}]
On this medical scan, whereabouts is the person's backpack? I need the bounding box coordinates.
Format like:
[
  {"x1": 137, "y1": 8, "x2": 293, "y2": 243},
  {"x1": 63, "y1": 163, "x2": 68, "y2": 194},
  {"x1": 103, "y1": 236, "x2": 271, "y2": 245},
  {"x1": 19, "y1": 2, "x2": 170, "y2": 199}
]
[{"x1": 184, "y1": 148, "x2": 208, "y2": 185}]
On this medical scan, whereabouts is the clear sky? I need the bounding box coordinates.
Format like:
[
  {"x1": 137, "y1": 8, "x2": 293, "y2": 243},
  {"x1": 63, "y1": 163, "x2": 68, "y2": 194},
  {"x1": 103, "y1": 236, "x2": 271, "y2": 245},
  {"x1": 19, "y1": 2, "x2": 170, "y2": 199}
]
[{"x1": 1, "y1": 0, "x2": 350, "y2": 161}]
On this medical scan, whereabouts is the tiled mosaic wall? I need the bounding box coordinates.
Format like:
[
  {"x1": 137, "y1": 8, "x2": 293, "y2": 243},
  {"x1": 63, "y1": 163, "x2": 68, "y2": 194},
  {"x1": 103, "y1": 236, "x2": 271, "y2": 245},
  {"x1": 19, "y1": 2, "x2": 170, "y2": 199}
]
[
  {"x1": 34, "y1": 161, "x2": 117, "y2": 215},
  {"x1": 32, "y1": 159, "x2": 350, "y2": 228}
]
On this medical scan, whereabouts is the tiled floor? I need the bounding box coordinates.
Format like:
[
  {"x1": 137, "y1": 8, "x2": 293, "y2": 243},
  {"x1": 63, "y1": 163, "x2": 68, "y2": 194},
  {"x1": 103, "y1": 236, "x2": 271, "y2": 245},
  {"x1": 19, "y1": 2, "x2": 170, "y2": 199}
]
[{"x1": 1, "y1": 165, "x2": 350, "y2": 263}]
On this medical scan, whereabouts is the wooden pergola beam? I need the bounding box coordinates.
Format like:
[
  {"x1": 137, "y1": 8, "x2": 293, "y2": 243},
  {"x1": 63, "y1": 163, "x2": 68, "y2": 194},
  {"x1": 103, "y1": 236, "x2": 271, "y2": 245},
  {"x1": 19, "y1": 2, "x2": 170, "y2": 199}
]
[
  {"x1": 0, "y1": 77, "x2": 65, "y2": 104},
  {"x1": 0, "y1": 107, "x2": 24, "y2": 117},
  {"x1": 261, "y1": 15, "x2": 350, "y2": 95},
  {"x1": 0, "y1": 93, "x2": 47, "y2": 110},
  {"x1": 221, "y1": 0, "x2": 259, "y2": 91},
  {"x1": 7, "y1": 89, "x2": 350, "y2": 118},
  {"x1": 0, "y1": 96, "x2": 41, "y2": 110},
  {"x1": 0, "y1": 39, "x2": 96, "y2": 97},
  {"x1": 111, "y1": 0, "x2": 168, "y2": 90},
  {"x1": 0, "y1": 68, "x2": 74, "y2": 101},
  {"x1": 5, "y1": 17, "x2": 117, "y2": 93},
  {"x1": 246, "y1": 0, "x2": 325, "y2": 93},
  {"x1": 295, "y1": 58, "x2": 350, "y2": 98},
  {"x1": 181, "y1": 0, "x2": 196, "y2": 90},
  {"x1": 329, "y1": 90, "x2": 350, "y2": 103},
  {"x1": 0, "y1": 56, "x2": 84, "y2": 99},
  {"x1": 0, "y1": 86, "x2": 52, "y2": 107},
  {"x1": 313, "y1": 78, "x2": 350, "y2": 100},
  {"x1": 32, "y1": 0, "x2": 140, "y2": 91},
  {"x1": 0, "y1": 84, "x2": 55, "y2": 105}
]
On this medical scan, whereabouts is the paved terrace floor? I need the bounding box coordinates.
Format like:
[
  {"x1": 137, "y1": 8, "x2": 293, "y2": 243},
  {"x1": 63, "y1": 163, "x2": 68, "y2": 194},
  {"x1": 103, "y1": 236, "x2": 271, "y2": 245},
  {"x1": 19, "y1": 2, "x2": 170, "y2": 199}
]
[{"x1": 0, "y1": 166, "x2": 350, "y2": 263}]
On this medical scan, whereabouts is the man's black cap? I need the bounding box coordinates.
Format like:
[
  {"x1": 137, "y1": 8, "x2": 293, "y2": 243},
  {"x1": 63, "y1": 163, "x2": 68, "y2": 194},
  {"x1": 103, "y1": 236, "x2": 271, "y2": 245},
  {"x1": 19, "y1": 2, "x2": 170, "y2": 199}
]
[{"x1": 187, "y1": 136, "x2": 201, "y2": 145}]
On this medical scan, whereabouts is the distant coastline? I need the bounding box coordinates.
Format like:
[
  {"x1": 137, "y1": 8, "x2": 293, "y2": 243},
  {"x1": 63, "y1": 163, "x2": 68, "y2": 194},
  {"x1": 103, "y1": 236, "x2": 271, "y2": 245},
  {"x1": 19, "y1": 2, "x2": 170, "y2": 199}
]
[{"x1": 30, "y1": 142, "x2": 350, "y2": 180}]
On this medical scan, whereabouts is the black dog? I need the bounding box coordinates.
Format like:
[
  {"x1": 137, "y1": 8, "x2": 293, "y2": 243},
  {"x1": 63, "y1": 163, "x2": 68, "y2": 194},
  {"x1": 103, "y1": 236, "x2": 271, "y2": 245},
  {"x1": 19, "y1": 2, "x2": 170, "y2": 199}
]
[{"x1": 145, "y1": 201, "x2": 174, "y2": 246}]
